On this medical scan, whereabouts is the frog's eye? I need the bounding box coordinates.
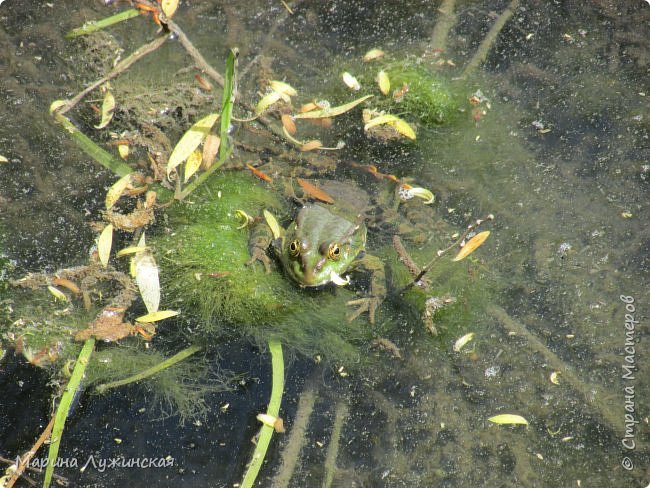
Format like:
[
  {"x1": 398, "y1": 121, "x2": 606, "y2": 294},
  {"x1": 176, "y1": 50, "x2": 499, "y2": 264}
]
[
  {"x1": 328, "y1": 243, "x2": 341, "y2": 261},
  {"x1": 288, "y1": 240, "x2": 301, "y2": 258}
]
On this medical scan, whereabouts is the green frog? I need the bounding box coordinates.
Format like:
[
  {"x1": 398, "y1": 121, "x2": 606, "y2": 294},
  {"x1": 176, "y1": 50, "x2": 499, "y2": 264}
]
[{"x1": 247, "y1": 180, "x2": 386, "y2": 324}]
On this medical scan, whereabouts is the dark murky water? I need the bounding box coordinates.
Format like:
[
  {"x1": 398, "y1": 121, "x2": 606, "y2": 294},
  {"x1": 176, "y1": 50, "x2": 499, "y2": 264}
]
[{"x1": 1, "y1": 1, "x2": 649, "y2": 487}]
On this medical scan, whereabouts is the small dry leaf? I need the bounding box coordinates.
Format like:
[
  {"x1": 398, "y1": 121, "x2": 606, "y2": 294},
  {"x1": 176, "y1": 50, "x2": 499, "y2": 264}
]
[
  {"x1": 161, "y1": 0, "x2": 178, "y2": 18},
  {"x1": 133, "y1": 234, "x2": 160, "y2": 314},
  {"x1": 299, "y1": 102, "x2": 319, "y2": 113},
  {"x1": 94, "y1": 91, "x2": 115, "y2": 129},
  {"x1": 256, "y1": 413, "x2": 285, "y2": 433},
  {"x1": 281, "y1": 114, "x2": 297, "y2": 135},
  {"x1": 75, "y1": 307, "x2": 134, "y2": 342},
  {"x1": 453, "y1": 332, "x2": 475, "y2": 352},
  {"x1": 47, "y1": 285, "x2": 68, "y2": 301},
  {"x1": 364, "y1": 114, "x2": 416, "y2": 140},
  {"x1": 105, "y1": 173, "x2": 133, "y2": 210},
  {"x1": 342, "y1": 72, "x2": 361, "y2": 91},
  {"x1": 117, "y1": 143, "x2": 129, "y2": 160},
  {"x1": 194, "y1": 74, "x2": 213, "y2": 91},
  {"x1": 97, "y1": 224, "x2": 114, "y2": 268},
  {"x1": 363, "y1": 48, "x2": 385, "y2": 62},
  {"x1": 263, "y1": 210, "x2": 282, "y2": 240},
  {"x1": 377, "y1": 70, "x2": 390, "y2": 95},
  {"x1": 294, "y1": 95, "x2": 372, "y2": 119},
  {"x1": 296, "y1": 178, "x2": 334, "y2": 204},
  {"x1": 116, "y1": 245, "x2": 147, "y2": 257},
  {"x1": 184, "y1": 149, "x2": 203, "y2": 182},
  {"x1": 550, "y1": 372, "x2": 561, "y2": 385},
  {"x1": 488, "y1": 414, "x2": 528, "y2": 425},
  {"x1": 452, "y1": 231, "x2": 490, "y2": 262},
  {"x1": 201, "y1": 133, "x2": 220, "y2": 170},
  {"x1": 300, "y1": 140, "x2": 323, "y2": 152},
  {"x1": 255, "y1": 91, "x2": 282, "y2": 115},
  {"x1": 167, "y1": 112, "x2": 220, "y2": 176},
  {"x1": 246, "y1": 163, "x2": 273, "y2": 183},
  {"x1": 136, "y1": 310, "x2": 179, "y2": 323},
  {"x1": 269, "y1": 80, "x2": 297, "y2": 97},
  {"x1": 52, "y1": 277, "x2": 81, "y2": 294},
  {"x1": 0, "y1": 155, "x2": 9, "y2": 163}
]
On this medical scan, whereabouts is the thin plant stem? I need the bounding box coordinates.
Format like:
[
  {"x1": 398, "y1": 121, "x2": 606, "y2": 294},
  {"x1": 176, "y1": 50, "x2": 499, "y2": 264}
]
[
  {"x1": 94, "y1": 344, "x2": 203, "y2": 394},
  {"x1": 3, "y1": 417, "x2": 55, "y2": 488},
  {"x1": 462, "y1": 0, "x2": 520, "y2": 78},
  {"x1": 43, "y1": 338, "x2": 96, "y2": 488},
  {"x1": 57, "y1": 35, "x2": 168, "y2": 116},
  {"x1": 241, "y1": 340, "x2": 284, "y2": 488}
]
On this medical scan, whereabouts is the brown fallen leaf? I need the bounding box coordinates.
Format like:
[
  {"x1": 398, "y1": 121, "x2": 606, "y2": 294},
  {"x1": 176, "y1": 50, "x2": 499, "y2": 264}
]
[
  {"x1": 75, "y1": 307, "x2": 135, "y2": 342},
  {"x1": 296, "y1": 178, "x2": 334, "y2": 204}
]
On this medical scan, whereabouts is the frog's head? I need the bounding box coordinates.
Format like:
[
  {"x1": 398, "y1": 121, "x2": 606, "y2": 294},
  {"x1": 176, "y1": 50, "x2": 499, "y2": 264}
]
[{"x1": 275, "y1": 205, "x2": 366, "y2": 287}]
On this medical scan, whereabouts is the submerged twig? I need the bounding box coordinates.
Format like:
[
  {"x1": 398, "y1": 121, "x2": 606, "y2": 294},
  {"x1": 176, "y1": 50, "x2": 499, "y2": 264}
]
[
  {"x1": 462, "y1": 0, "x2": 520, "y2": 78},
  {"x1": 58, "y1": 34, "x2": 168, "y2": 116},
  {"x1": 322, "y1": 402, "x2": 349, "y2": 488},
  {"x1": 272, "y1": 387, "x2": 317, "y2": 488},
  {"x1": 166, "y1": 18, "x2": 225, "y2": 88},
  {"x1": 3, "y1": 417, "x2": 56, "y2": 488},
  {"x1": 488, "y1": 305, "x2": 624, "y2": 439},
  {"x1": 428, "y1": 0, "x2": 457, "y2": 54},
  {"x1": 95, "y1": 344, "x2": 202, "y2": 393}
]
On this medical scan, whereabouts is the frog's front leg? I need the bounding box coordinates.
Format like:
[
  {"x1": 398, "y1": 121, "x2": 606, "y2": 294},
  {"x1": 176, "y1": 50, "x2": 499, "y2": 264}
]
[
  {"x1": 246, "y1": 216, "x2": 274, "y2": 273},
  {"x1": 346, "y1": 253, "x2": 386, "y2": 324}
]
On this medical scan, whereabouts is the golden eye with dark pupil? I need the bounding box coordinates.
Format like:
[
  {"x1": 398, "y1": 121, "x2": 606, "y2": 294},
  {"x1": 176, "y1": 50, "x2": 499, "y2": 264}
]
[
  {"x1": 289, "y1": 240, "x2": 301, "y2": 257},
  {"x1": 328, "y1": 243, "x2": 341, "y2": 260}
]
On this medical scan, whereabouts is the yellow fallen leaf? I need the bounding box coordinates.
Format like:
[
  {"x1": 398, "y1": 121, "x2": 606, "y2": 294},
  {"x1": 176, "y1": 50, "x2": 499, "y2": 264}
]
[
  {"x1": 453, "y1": 332, "x2": 475, "y2": 352},
  {"x1": 47, "y1": 285, "x2": 68, "y2": 301},
  {"x1": 255, "y1": 91, "x2": 282, "y2": 115},
  {"x1": 133, "y1": 234, "x2": 160, "y2": 314},
  {"x1": 269, "y1": 80, "x2": 297, "y2": 97},
  {"x1": 167, "y1": 112, "x2": 220, "y2": 176},
  {"x1": 488, "y1": 414, "x2": 528, "y2": 425},
  {"x1": 0, "y1": 155, "x2": 9, "y2": 163},
  {"x1": 94, "y1": 90, "x2": 115, "y2": 129},
  {"x1": 161, "y1": 0, "x2": 178, "y2": 18},
  {"x1": 105, "y1": 173, "x2": 133, "y2": 210},
  {"x1": 550, "y1": 372, "x2": 560, "y2": 385},
  {"x1": 136, "y1": 310, "x2": 179, "y2": 323},
  {"x1": 364, "y1": 114, "x2": 416, "y2": 140},
  {"x1": 117, "y1": 143, "x2": 129, "y2": 160},
  {"x1": 377, "y1": 70, "x2": 390, "y2": 95},
  {"x1": 184, "y1": 149, "x2": 203, "y2": 182},
  {"x1": 363, "y1": 48, "x2": 385, "y2": 62},
  {"x1": 294, "y1": 95, "x2": 372, "y2": 119},
  {"x1": 342, "y1": 72, "x2": 361, "y2": 91},
  {"x1": 263, "y1": 210, "x2": 282, "y2": 240},
  {"x1": 452, "y1": 231, "x2": 490, "y2": 262},
  {"x1": 116, "y1": 245, "x2": 147, "y2": 257},
  {"x1": 97, "y1": 224, "x2": 114, "y2": 268}
]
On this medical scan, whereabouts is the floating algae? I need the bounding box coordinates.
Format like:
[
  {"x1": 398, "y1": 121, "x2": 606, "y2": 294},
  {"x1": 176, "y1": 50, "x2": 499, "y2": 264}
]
[{"x1": 152, "y1": 171, "x2": 371, "y2": 364}]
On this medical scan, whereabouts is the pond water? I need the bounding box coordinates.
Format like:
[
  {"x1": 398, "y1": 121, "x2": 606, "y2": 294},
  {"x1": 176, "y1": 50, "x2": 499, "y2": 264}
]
[{"x1": 1, "y1": 1, "x2": 649, "y2": 487}]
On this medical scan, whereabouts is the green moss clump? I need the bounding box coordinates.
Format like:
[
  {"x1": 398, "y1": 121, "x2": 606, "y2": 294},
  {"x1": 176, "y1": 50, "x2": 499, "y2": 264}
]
[
  {"x1": 383, "y1": 63, "x2": 460, "y2": 125},
  {"x1": 153, "y1": 171, "x2": 368, "y2": 364}
]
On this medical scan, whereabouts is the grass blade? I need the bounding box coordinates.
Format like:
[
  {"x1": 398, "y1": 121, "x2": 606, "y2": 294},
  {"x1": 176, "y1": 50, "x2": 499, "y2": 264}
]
[
  {"x1": 43, "y1": 338, "x2": 95, "y2": 488},
  {"x1": 240, "y1": 340, "x2": 284, "y2": 488},
  {"x1": 66, "y1": 9, "x2": 141, "y2": 38}
]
